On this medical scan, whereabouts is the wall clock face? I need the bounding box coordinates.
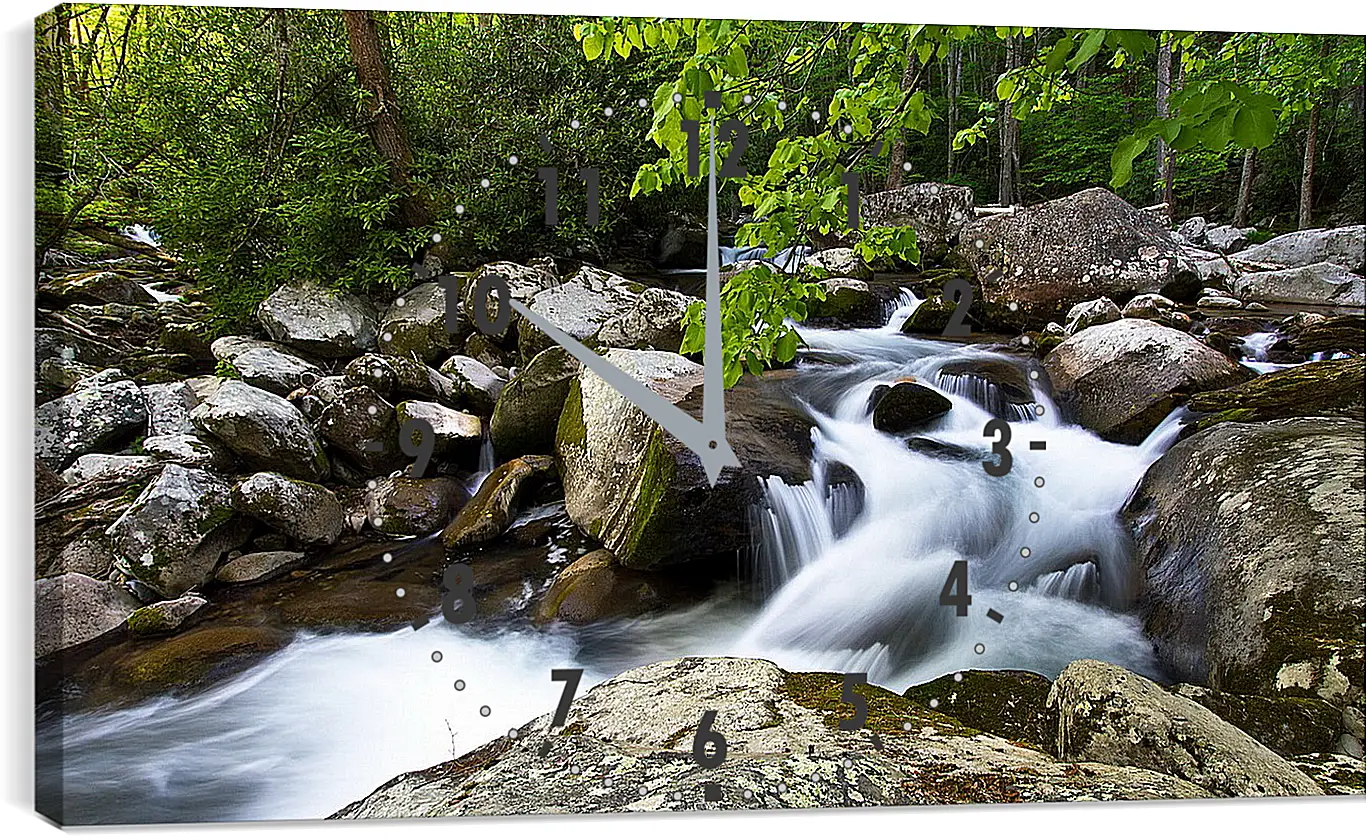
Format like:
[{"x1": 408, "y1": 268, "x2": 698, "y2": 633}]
[{"x1": 31, "y1": 3, "x2": 1366, "y2": 827}]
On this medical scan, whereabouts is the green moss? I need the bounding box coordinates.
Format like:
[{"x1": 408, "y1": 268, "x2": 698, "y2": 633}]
[
  {"x1": 1190, "y1": 357, "x2": 1365, "y2": 432},
  {"x1": 126, "y1": 607, "x2": 172, "y2": 635},
  {"x1": 623, "y1": 427, "x2": 677, "y2": 565},
  {"x1": 196, "y1": 504, "x2": 236, "y2": 537},
  {"x1": 1225, "y1": 585, "x2": 1367, "y2": 699},
  {"x1": 214, "y1": 359, "x2": 242, "y2": 380},
  {"x1": 558, "y1": 721, "x2": 587, "y2": 737},
  {"x1": 779, "y1": 671, "x2": 978, "y2": 737},
  {"x1": 902, "y1": 670, "x2": 1054, "y2": 752}
]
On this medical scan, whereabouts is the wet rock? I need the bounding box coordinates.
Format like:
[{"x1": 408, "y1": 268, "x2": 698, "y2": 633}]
[
  {"x1": 35, "y1": 379, "x2": 147, "y2": 470},
  {"x1": 904, "y1": 670, "x2": 1054, "y2": 752},
  {"x1": 37, "y1": 356, "x2": 99, "y2": 401},
  {"x1": 533, "y1": 549, "x2": 664, "y2": 626},
  {"x1": 141, "y1": 433, "x2": 232, "y2": 470},
  {"x1": 365, "y1": 476, "x2": 466, "y2": 536},
  {"x1": 1188, "y1": 357, "x2": 1364, "y2": 430},
  {"x1": 37, "y1": 269, "x2": 158, "y2": 307},
  {"x1": 106, "y1": 464, "x2": 249, "y2": 597},
  {"x1": 461, "y1": 261, "x2": 558, "y2": 343},
  {"x1": 60, "y1": 454, "x2": 160, "y2": 484},
  {"x1": 1283, "y1": 314, "x2": 1365, "y2": 358},
  {"x1": 232, "y1": 471, "x2": 344, "y2": 545},
  {"x1": 1198, "y1": 292, "x2": 1244, "y2": 308},
  {"x1": 211, "y1": 336, "x2": 322, "y2": 396},
  {"x1": 127, "y1": 594, "x2": 209, "y2": 636},
  {"x1": 215, "y1": 550, "x2": 308, "y2": 584},
  {"x1": 141, "y1": 380, "x2": 199, "y2": 436},
  {"x1": 860, "y1": 182, "x2": 976, "y2": 261},
  {"x1": 1231, "y1": 226, "x2": 1365, "y2": 273},
  {"x1": 257, "y1": 282, "x2": 378, "y2": 358},
  {"x1": 379, "y1": 281, "x2": 462, "y2": 362},
  {"x1": 1231, "y1": 261, "x2": 1365, "y2": 307},
  {"x1": 35, "y1": 457, "x2": 64, "y2": 499},
  {"x1": 899, "y1": 294, "x2": 956, "y2": 334},
  {"x1": 463, "y1": 332, "x2": 510, "y2": 369},
  {"x1": 34, "y1": 326, "x2": 116, "y2": 374},
  {"x1": 871, "y1": 381, "x2": 953, "y2": 433},
  {"x1": 1049, "y1": 660, "x2": 1322, "y2": 797},
  {"x1": 442, "y1": 455, "x2": 556, "y2": 548},
  {"x1": 515, "y1": 266, "x2": 641, "y2": 360},
  {"x1": 489, "y1": 346, "x2": 580, "y2": 457},
  {"x1": 955, "y1": 188, "x2": 1200, "y2": 329},
  {"x1": 557, "y1": 356, "x2": 813, "y2": 568},
  {"x1": 596, "y1": 287, "x2": 694, "y2": 352},
  {"x1": 105, "y1": 625, "x2": 290, "y2": 695},
  {"x1": 335, "y1": 657, "x2": 1206, "y2": 818},
  {"x1": 34, "y1": 573, "x2": 139, "y2": 659},
  {"x1": 1123, "y1": 418, "x2": 1365, "y2": 701},
  {"x1": 1044, "y1": 318, "x2": 1253, "y2": 443},
  {"x1": 803, "y1": 247, "x2": 871, "y2": 279},
  {"x1": 395, "y1": 400, "x2": 482, "y2": 459},
  {"x1": 1063, "y1": 297, "x2": 1121, "y2": 336},
  {"x1": 316, "y1": 385, "x2": 401, "y2": 473},
  {"x1": 438, "y1": 355, "x2": 506, "y2": 414},
  {"x1": 191, "y1": 380, "x2": 330, "y2": 481},
  {"x1": 1171, "y1": 684, "x2": 1341, "y2": 758},
  {"x1": 809, "y1": 278, "x2": 881, "y2": 326}
]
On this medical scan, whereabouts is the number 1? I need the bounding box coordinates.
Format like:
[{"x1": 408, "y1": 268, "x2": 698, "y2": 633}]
[{"x1": 842, "y1": 170, "x2": 861, "y2": 230}]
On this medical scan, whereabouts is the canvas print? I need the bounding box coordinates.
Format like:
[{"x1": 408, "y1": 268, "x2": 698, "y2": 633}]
[{"x1": 32, "y1": 4, "x2": 1366, "y2": 825}]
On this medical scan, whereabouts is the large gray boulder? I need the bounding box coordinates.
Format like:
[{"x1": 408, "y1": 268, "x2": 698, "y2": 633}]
[
  {"x1": 395, "y1": 400, "x2": 482, "y2": 458},
  {"x1": 106, "y1": 464, "x2": 248, "y2": 597},
  {"x1": 257, "y1": 282, "x2": 378, "y2": 358},
  {"x1": 515, "y1": 266, "x2": 641, "y2": 360},
  {"x1": 1231, "y1": 262, "x2": 1365, "y2": 307},
  {"x1": 1044, "y1": 318, "x2": 1252, "y2": 443},
  {"x1": 343, "y1": 353, "x2": 457, "y2": 406},
  {"x1": 211, "y1": 336, "x2": 322, "y2": 396},
  {"x1": 803, "y1": 247, "x2": 871, "y2": 279},
  {"x1": 60, "y1": 454, "x2": 160, "y2": 484},
  {"x1": 34, "y1": 379, "x2": 146, "y2": 470},
  {"x1": 461, "y1": 261, "x2": 558, "y2": 343},
  {"x1": 1049, "y1": 660, "x2": 1323, "y2": 797},
  {"x1": 596, "y1": 287, "x2": 694, "y2": 352},
  {"x1": 316, "y1": 385, "x2": 402, "y2": 473},
  {"x1": 1231, "y1": 226, "x2": 1365, "y2": 274},
  {"x1": 378, "y1": 281, "x2": 463, "y2": 362},
  {"x1": 190, "y1": 380, "x2": 329, "y2": 481},
  {"x1": 141, "y1": 433, "x2": 233, "y2": 470},
  {"x1": 955, "y1": 188, "x2": 1200, "y2": 329},
  {"x1": 1063, "y1": 296, "x2": 1122, "y2": 335},
  {"x1": 215, "y1": 550, "x2": 307, "y2": 585},
  {"x1": 860, "y1": 182, "x2": 976, "y2": 261},
  {"x1": 555, "y1": 355, "x2": 813, "y2": 568},
  {"x1": 232, "y1": 471, "x2": 344, "y2": 545},
  {"x1": 489, "y1": 346, "x2": 580, "y2": 458},
  {"x1": 1123, "y1": 418, "x2": 1365, "y2": 702},
  {"x1": 1206, "y1": 225, "x2": 1254, "y2": 255},
  {"x1": 35, "y1": 572, "x2": 140, "y2": 659},
  {"x1": 335, "y1": 657, "x2": 1205, "y2": 818}
]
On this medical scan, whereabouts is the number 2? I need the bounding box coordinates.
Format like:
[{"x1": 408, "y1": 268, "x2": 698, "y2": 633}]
[{"x1": 941, "y1": 278, "x2": 974, "y2": 337}]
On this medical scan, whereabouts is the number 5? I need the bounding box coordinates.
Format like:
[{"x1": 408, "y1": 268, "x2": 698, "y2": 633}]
[{"x1": 839, "y1": 672, "x2": 869, "y2": 731}]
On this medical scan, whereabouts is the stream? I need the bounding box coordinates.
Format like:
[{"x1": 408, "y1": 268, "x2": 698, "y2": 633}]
[{"x1": 38, "y1": 295, "x2": 1190, "y2": 824}]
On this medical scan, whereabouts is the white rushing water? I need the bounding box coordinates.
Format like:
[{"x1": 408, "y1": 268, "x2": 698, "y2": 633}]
[{"x1": 41, "y1": 297, "x2": 1187, "y2": 823}]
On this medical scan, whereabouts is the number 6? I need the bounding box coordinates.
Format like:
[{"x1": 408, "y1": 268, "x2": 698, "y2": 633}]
[{"x1": 692, "y1": 710, "x2": 728, "y2": 768}]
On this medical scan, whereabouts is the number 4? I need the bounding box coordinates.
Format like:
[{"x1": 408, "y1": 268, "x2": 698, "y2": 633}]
[{"x1": 940, "y1": 560, "x2": 971, "y2": 617}]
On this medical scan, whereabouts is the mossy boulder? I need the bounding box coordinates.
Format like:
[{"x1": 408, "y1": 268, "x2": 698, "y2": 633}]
[
  {"x1": 106, "y1": 625, "x2": 290, "y2": 695},
  {"x1": 232, "y1": 471, "x2": 344, "y2": 545},
  {"x1": 533, "y1": 549, "x2": 663, "y2": 626},
  {"x1": 378, "y1": 281, "x2": 463, "y2": 363},
  {"x1": 1170, "y1": 684, "x2": 1341, "y2": 758},
  {"x1": 903, "y1": 670, "x2": 1054, "y2": 752},
  {"x1": 190, "y1": 380, "x2": 329, "y2": 481},
  {"x1": 442, "y1": 455, "x2": 555, "y2": 548},
  {"x1": 1123, "y1": 418, "x2": 1365, "y2": 702},
  {"x1": 488, "y1": 346, "x2": 579, "y2": 458},
  {"x1": 35, "y1": 573, "x2": 139, "y2": 659},
  {"x1": 106, "y1": 464, "x2": 250, "y2": 597},
  {"x1": 461, "y1": 261, "x2": 558, "y2": 343},
  {"x1": 1188, "y1": 356, "x2": 1365, "y2": 431},
  {"x1": 315, "y1": 385, "x2": 403, "y2": 473},
  {"x1": 126, "y1": 594, "x2": 209, "y2": 637},
  {"x1": 366, "y1": 475, "x2": 466, "y2": 536},
  {"x1": 900, "y1": 295, "x2": 955, "y2": 334},
  {"x1": 257, "y1": 282, "x2": 377, "y2": 358},
  {"x1": 1049, "y1": 660, "x2": 1323, "y2": 797}
]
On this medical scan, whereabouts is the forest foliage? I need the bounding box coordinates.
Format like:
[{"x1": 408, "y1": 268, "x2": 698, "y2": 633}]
[{"x1": 34, "y1": 6, "x2": 1364, "y2": 379}]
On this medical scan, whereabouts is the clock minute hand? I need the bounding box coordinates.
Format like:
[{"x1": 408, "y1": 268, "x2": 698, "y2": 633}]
[
  {"x1": 508, "y1": 299, "x2": 740, "y2": 486},
  {"x1": 703, "y1": 109, "x2": 724, "y2": 440}
]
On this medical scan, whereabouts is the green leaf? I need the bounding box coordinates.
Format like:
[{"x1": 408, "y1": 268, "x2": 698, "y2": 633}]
[
  {"x1": 582, "y1": 32, "x2": 604, "y2": 61},
  {"x1": 1232, "y1": 103, "x2": 1278, "y2": 148},
  {"x1": 775, "y1": 329, "x2": 799, "y2": 362}
]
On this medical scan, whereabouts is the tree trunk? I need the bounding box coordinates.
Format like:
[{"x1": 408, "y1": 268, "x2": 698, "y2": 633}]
[
  {"x1": 1155, "y1": 35, "x2": 1172, "y2": 204},
  {"x1": 946, "y1": 42, "x2": 961, "y2": 178},
  {"x1": 1161, "y1": 45, "x2": 1182, "y2": 222},
  {"x1": 885, "y1": 53, "x2": 917, "y2": 190},
  {"x1": 341, "y1": 10, "x2": 432, "y2": 230},
  {"x1": 1234, "y1": 148, "x2": 1257, "y2": 228},
  {"x1": 1299, "y1": 103, "x2": 1321, "y2": 229},
  {"x1": 997, "y1": 34, "x2": 1019, "y2": 206}
]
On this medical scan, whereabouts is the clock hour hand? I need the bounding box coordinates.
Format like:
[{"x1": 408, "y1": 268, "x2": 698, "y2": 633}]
[{"x1": 508, "y1": 299, "x2": 739, "y2": 486}]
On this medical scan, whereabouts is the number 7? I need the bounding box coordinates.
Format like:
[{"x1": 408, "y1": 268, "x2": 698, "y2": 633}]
[{"x1": 550, "y1": 668, "x2": 583, "y2": 728}]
